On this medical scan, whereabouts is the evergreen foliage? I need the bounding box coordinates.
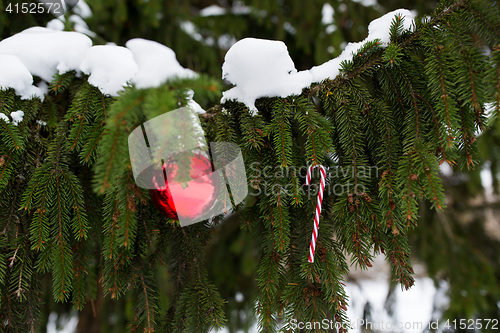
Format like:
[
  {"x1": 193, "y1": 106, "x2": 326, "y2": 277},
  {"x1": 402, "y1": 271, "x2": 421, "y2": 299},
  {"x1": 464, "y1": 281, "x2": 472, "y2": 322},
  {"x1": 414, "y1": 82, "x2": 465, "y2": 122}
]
[{"x1": 0, "y1": 0, "x2": 499, "y2": 332}]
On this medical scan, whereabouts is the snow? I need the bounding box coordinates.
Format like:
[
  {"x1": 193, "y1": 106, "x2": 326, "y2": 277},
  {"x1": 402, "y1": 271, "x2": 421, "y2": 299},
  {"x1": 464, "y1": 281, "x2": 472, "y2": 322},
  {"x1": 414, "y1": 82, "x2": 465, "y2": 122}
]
[
  {"x1": 221, "y1": 38, "x2": 312, "y2": 113},
  {"x1": 395, "y1": 278, "x2": 436, "y2": 332},
  {"x1": 322, "y1": 3, "x2": 335, "y2": 25},
  {"x1": 180, "y1": 21, "x2": 204, "y2": 42},
  {"x1": 37, "y1": 80, "x2": 49, "y2": 95},
  {"x1": 199, "y1": 5, "x2": 226, "y2": 16},
  {"x1": 310, "y1": 9, "x2": 415, "y2": 83},
  {"x1": 232, "y1": 2, "x2": 251, "y2": 15},
  {"x1": 485, "y1": 102, "x2": 496, "y2": 116},
  {"x1": 0, "y1": 110, "x2": 24, "y2": 126},
  {"x1": 235, "y1": 292, "x2": 244, "y2": 302},
  {"x1": 80, "y1": 45, "x2": 138, "y2": 96},
  {"x1": 179, "y1": 20, "x2": 220, "y2": 47},
  {"x1": 343, "y1": 278, "x2": 436, "y2": 333},
  {"x1": 186, "y1": 90, "x2": 205, "y2": 114},
  {"x1": 208, "y1": 276, "x2": 440, "y2": 333},
  {"x1": 217, "y1": 34, "x2": 237, "y2": 50},
  {"x1": 222, "y1": 10, "x2": 415, "y2": 112},
  {"x1": 198, "y1": 3, "x2": 250, "y2": 17},
  {"x1": 73, "y1": 0, "x2": 92, "y2": 19},
  {"x1": 0, "y1": 29, "x2": 200, "y2": 96},
  {"x1": 366, "y1": 9, "x2": 415, "y2": 44},
  {"x1": 326, "y1": 24, "x2": 337, "y2": 34},
  {"x1": 283, "y1": 22, "x2": 296, "y2": 35},
  {"x1": 1, "y1": 8, "x2": 415, "y2": 112},
  {"x1": 46, "y1": 19, "x2": 65, "y2": 31},
  {"x1": 429, "y1": 280, "x2": 450, "y2": 332},
  {"x1": 481, "y1": 162, "x2": 494, "y2": 199},
  {"x1": 0, "y1": 27, "x2": 92, "y2": 82},
  {"x1": 11, "y1": 110, "x2": 24, "y2": 125},
  {"x1": 0, "y1": 55, "x2": 44, "y2": 100},
  {"x1": 439, "y1": 162, "x2": 453, "y2": 177},
  {"x1": 47, "y1": 312, "x2": 78, "y2": 333},
  {"x1": 69, "y1": 15, "x2": 96, "y2": 37},
  {"x1": 126, "y1": 38, "x2": 197, "y2": 89},
  {"x1": 353, "y1": 0, "x2": 378, "y2": 7}
]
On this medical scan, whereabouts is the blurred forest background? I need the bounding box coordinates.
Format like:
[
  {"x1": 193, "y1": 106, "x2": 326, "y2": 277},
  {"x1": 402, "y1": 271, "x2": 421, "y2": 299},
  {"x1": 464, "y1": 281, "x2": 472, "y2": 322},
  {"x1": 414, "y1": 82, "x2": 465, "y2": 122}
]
[{"x1": 0, "y1": 0, "x2": 499, "y2": 332}]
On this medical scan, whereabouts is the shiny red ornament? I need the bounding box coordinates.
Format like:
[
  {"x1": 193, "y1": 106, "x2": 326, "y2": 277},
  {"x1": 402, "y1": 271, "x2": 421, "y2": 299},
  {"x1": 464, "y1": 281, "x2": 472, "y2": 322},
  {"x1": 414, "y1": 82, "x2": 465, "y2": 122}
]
[{"x1": 149, "y1": 153, "x2": 219, "y2": 220}]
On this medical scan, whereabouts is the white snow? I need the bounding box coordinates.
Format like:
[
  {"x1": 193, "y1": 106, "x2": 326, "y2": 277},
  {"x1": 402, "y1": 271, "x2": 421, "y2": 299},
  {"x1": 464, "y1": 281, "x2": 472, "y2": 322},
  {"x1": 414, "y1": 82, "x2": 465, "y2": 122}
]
[
  {"x1": 11, "y1": 110, "x2": 24, "y2": 125},
  {"x1": 19, "y1": 85, "x2": 45, "y2": 100},
  {"x1": 199, "y1": 5, "x2": 226, "y2": 16},
  {"x1": 47, "y1": 312, "x2": 79, "y2": 333},
  {"x1": 186, "y1": 90, "x2": 205, "y2": 114},
  {"x1": 209, "y1": 276, "x2": 440, "y2": 333},
  {"x1": 232, "y1": 2, "x2": 251, "y2": 15},
  {"x1": 221, "y1": 38, "x2": 312, "y2": 113},
  {"x1": 395, "y1": 278, "x2": 436, "y2": 332},
  {"x1": 481, "y1": 162, "x2": 494, "y2": 199},
  {"x1": 36, "y1": 80, "x2": 49, "y2": 95},
  {"x1": 322, "y1": 3, "x2": 335, "y2": 25},
  {"x1": 439, "y1": 162, "x2": 453, "y2": 177},
  {"x1": 199, "y1": 3, "x2": 250, "y2": 17},
  {"x1": 221, "y1": 10, "x2": 415, "y2": 112},
  {"x1": 0, "y1": 55, "x2": 44, "y2": 100},
  {"x1": 310, "y1": 9, "x2": 415, "y2": 83},
  {"x1": 218, "y1": 34, "x2": 237, "y2": 50},
  {"x1": 283, "y1": 22, "x2": 296, "y2": 35},
  {"x1": 180, "y1": 21, "x2": 204, "y2": 42},
  {"x1": 46, "y1": 19, "x2": 65, "y2": 31},
  {"x1": 344, "y1": 277, "x2": 436, "y2": 333},
  {"x1": 73, "y1": 0, "x2": 92, "y2": 19},
  {"x1": 69, "y1": 15, "x2": 96, "y2": 37},
  {"x1": 235, "y1": 292, "x2": 244, "y2": 302},
  {"x1": 80, "y1": 45, "x2": 138, "y2": 96},
  {"x1": 179, "y1": 21, "x2": 220, "y2": 47},
  {"x1": 353, "y1": 0, "x2": 378, "y2": 7},
  {"x1": 326, "y1": 24, "x2": 337, "y2": 34},
  {"x1": 1, "y1": 7, "x2": 416, "y2": 113},
  {"x1": 367, "y1": 9, "x2": 415, "y2": 44},
  {"x1": 485, "y1": 102, "x2": 496, "y2": 116},
  {"x1": 0, "y1": 29, "x2": 200, "y2": 97},
  {"x1": 126, "y1": 38, "x2": 197, "y2": 89},
  {"x1": 429, "y1": 280, "x2": 450, "y2": 332},
  {"x1": 0, "y1": 27, "x2": 92, "y2": 82},
  {"x1": 0, "y1": 110, "x2": 24, "y2": 126}
]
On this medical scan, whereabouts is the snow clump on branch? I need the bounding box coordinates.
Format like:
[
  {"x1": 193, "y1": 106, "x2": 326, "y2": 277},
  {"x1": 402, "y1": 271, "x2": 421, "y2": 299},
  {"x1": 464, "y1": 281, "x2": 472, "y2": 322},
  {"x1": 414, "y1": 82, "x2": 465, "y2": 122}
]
[
  {"x1": 0, "y1": 9, "x2": 415, "y2": 111},
  {"x1": 221, "y1": 9, "x2": 415, "y2": 114}
]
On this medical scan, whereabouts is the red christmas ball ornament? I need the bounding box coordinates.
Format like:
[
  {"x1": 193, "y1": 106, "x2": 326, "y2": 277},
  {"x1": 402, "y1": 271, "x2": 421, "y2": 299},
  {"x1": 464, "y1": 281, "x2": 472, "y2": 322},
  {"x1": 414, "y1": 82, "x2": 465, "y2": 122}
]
[{"x1": 148, "y1": 153, "x2": 219, "y2": 221}]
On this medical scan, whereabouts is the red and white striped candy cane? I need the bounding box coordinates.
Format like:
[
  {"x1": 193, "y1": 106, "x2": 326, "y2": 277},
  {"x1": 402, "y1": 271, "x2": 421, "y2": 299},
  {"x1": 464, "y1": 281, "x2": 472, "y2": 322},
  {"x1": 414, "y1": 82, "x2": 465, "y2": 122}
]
[{"x1": 306, "y1": 164, "x2": 326, "y2": 263}]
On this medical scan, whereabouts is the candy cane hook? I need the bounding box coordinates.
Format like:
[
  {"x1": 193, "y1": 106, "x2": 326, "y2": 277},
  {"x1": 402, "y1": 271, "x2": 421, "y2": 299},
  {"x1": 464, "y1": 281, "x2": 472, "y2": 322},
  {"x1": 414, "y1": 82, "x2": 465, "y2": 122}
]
[{"x1": 306, "y1": 164, "x2": 326, "y2": 263}]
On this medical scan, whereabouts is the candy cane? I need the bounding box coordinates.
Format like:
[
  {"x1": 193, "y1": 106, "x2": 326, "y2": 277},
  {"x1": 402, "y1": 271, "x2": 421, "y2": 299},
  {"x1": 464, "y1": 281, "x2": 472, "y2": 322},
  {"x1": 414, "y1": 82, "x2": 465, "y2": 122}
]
[{"x1": 306, "y1": 164, "x2": 326, "y2": 263}]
